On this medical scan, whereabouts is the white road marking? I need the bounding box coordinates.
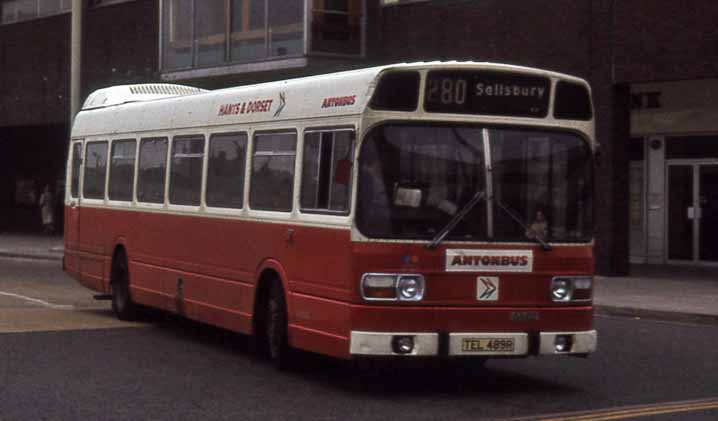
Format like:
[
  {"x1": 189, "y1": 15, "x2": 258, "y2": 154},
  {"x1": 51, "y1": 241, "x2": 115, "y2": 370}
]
[{"x1": 0, "y1": 291, "x2": 75, "y2": 310}]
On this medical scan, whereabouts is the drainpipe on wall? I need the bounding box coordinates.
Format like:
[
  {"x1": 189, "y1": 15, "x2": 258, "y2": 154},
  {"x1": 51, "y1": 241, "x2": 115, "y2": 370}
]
[{"x1": 70, "y1": 0, "x2": 83, "y2": 126}]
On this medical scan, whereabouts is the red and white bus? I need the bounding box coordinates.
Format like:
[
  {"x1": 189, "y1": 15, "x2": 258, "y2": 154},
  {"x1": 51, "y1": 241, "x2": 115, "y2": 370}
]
[{"x1": 64, "y1": 62, "x2": 597, "y2": 367}]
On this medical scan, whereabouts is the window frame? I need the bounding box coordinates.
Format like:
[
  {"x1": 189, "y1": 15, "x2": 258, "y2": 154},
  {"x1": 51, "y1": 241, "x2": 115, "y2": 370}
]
[
  {"x1": 299, "y1": 127, "x2": 355, "y2": 216},
  {"x1": 82, "y1": 140, "x2": 110, "y2": 201},
  {"x1": 69, "y1": 141, "x2": 83, "y2": 200},
  {"x1": 107, "y1": 138, "x2": 138, "y2": 203},
  {"x1": 159, "y1": 0, "x2": 366, "y2": 75},
  {"x1": 205, "y1": 131, "x2": 249, "y2": 211},
  {"x1": 168, "y1": 134, "x2": 206, "y2": 208},
  {"x1": 136, "y1": 136, "x2": 170, "y2": 206},
  {"x1": 249, "y1": 129, "x2": 298, "y2": 213}
]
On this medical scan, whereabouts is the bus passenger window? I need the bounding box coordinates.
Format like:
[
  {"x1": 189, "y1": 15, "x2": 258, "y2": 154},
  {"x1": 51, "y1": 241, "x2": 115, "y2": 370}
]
[
  {"x1": 70, "y1": 143, "x2": 82, "y2": 198},
  {"x1": 206, "y1": 132, "x2": 247, "y2": 209},
  {"x1": 137, "y1": 137, "x2": 168, "y2": 204},
  {"x1": 108, "y1": 139, "x2": 137, "y2": 201},
  {"x1": 250, "y1": 132, "x2": 296, "y2": 212},
  {"x1": 170, "y1": 135, "x2": 205, "y2": 206},
  {"x1": 83, "y1": 141, "x2": 108, "y2": 200},
  {"x1": 300, "y1": 129, "x2": 354, "y2": 214}
]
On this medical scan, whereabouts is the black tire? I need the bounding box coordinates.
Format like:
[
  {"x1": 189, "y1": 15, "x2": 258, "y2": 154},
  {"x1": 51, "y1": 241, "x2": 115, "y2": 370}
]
[
  {"x1": 111, "y1": 252, "x2": 139, "y2": 321},
  {"x1": 265, "y1": 280, "x2": 297, "y2": 370}
]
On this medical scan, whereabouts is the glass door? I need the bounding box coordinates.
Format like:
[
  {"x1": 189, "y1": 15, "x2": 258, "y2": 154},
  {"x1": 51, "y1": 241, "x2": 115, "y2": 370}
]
[
  {"x1": 667, "y1": 162, "x2": 718, "y2": 264},
  {"x1": 699, "y1": 164, "x2": 718, "y2": 262},
  {"x1": 667, "y1": 164, "x2": 694, "y2": 261}
]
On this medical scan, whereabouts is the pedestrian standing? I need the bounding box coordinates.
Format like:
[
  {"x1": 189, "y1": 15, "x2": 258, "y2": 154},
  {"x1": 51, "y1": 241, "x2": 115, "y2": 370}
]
[{"x1": 38, "y1": 184, "x2": 55, "y2": 235}]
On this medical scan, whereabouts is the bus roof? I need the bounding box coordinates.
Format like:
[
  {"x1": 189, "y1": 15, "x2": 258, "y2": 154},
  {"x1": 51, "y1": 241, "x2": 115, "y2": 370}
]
[{"x1": 72, "y1": 61, "x2": 591, "y2": 138}]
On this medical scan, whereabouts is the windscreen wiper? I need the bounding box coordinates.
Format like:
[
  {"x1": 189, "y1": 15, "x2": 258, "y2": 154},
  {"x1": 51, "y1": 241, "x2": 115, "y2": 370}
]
[
  {"x1": 426, "y1": 190, "x2": 485, "y2": 250},
  {"x1": 494, "y1": 199, "x2": 552, "y2": 251}
]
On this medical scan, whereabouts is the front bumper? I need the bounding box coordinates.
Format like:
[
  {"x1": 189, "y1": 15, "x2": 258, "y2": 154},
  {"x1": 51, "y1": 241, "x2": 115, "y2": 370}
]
[{"x1": 350, "y1": 330, "x2": 597, "y2": 357}]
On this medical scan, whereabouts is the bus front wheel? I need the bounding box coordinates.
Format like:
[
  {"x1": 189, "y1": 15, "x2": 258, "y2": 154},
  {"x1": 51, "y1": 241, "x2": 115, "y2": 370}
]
[{"x1": 111, "y1": 251, "x2": 139, "y2": 321}]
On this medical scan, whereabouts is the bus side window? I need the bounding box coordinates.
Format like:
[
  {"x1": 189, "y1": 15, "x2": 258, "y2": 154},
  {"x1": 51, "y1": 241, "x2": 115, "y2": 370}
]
[
  {"x1": 250, "y1": 131, "x2": 297, "y2": 212},
  {"x1": 300, "y1": 129, "x2": 354, "y2": 214},
  {"x1": 108, "y1": 139, "x2": 137, "y2": 202},
  {"x1": 70, "y1": 143, "x2": 82, "y2": 198},
  {"x1": 83, "y1": 141, "x2": 109, "y2": 200},
  {"x1": 170, "y1": 135, "x2": 205, "y2": 206},
  {"x1": 137, "y1": 137, "x2": 168, "y2": 204},
  {"x1": 206, "y1": 132, "x2": 247, "y2": 209}
]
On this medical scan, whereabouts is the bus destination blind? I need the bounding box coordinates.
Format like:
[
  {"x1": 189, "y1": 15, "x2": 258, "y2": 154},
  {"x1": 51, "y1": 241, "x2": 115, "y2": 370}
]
[{"x1": 424, "y1": 71, "x2": 551, "y2": 118}]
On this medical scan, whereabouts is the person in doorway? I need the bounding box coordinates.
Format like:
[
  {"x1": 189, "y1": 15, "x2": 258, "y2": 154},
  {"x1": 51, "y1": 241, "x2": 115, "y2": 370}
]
[
  {"x1": 38, "y1": 184, "x2": 55, "y2": 235},
  {"x1": 526, "y1": 209, "x2": 548, "y2": 241}
]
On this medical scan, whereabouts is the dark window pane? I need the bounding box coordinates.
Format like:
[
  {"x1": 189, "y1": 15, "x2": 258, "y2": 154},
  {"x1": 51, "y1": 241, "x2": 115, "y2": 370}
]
[
  {"x1": 231, "y1": 0, "x2": 267, "y2": 61},
  {"x1": 666, "y1": 136, "x2": 718, "y2": 160},
  {"x1": 370, "y1": 71, "x2": 420, "y2": 111},
  {"x1": 162, "y1": 0, "x2": 193, "y2": 70},
  {"x1": 137, "y1": 137, "x2": 168, "y2": 203},
  {"x1": 301, "y1": 130, "x2": 354, "y2": 213},
  {"x1": 268, "y1": 0, "x2": 303, "y2": 57},
  {"x1": 108, "y1": 139, "x2": 137, "y2": 201},
  {"x1": 311, "y1": 0, "x2": 362, "y2": 55},
  {"x1": 71, "y1": 143, "x2": 82, "y2": 198},
  {"x1": 170, "y1": 135, "x2": 204, "y2": 206},
  {"x1": 83, "y1": 142, "x2": 108, "y2": 199},
  {"x1": 490, "y1": 130, "x2": 593, "y2": 242},
  {"x1": 629, "y1": 137, "x2": 644, "y2": 162},
  {"x1": 357, "y1": 125, "x2": 486, "y2": 240},
  {"x1": 554, "y1": 81, "x2": 593, "y2": 120},
  {"x1": 195, "y1": 1, "x2": 226, "y2": 66},
  {"x1": 250, "y1": 132, "x2": 296, "y2": 211},
  {"x1": 207, "y1": 132, "x2": 248, "y2": 209}
]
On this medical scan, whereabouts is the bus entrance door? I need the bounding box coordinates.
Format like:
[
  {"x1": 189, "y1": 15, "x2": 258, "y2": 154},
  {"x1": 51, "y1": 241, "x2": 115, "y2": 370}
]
[{"x1": 65, "y1": 141, "x2": 83, "y2": 277}]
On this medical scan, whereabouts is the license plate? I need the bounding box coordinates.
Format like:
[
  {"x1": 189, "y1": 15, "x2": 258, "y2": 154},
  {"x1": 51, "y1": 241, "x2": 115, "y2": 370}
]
[{"x1": 461, "y1": 337, "x2": 515, "y2": 353}]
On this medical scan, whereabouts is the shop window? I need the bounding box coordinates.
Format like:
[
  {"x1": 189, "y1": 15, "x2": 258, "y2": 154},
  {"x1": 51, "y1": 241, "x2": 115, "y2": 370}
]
[
  {"x1": 206, "y1": 132, "x2": 248, "y2": 209},
  {"x1": 230, "y1": 0, "x2": 267, "y2": 62},
  {"x1": 108, "y1": 139, "x2": 136, "y2": 201},
  {"x1": 169, "y1": 135, "x2": 205, "y2": 206},
  {"x1": 1, "y1": 0, "x2": 71, "y2": 25},
  {"x1": 268, "y1": 0, "x2": 303, "y2": 57},
  {"x1": 250, "y1": 132, "x2": 296, "y2": 212},
  {"x1": 137, "y1": 137, "x2": 168, "y2": 204},
  {"x1": 300, "y1": 129, "x2": 354, "y2": 213},
  {"x1": 162, "y1": 0, "x2": 193, "y2": 70},
  {"x1": 161, "y1": 0, "x2": 364, "y2": 73},
  {"x1": 195, "y1": 1, "x2": 226, "y2": 66},
  {"x1": 84, "y1": 141, "x2": 109, "y2": 200}
]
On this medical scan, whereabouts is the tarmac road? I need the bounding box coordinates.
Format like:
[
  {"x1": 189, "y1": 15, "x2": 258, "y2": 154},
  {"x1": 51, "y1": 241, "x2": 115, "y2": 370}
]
[{"x1": 1, "y1": 257, "x2": 717, "y2": 420}]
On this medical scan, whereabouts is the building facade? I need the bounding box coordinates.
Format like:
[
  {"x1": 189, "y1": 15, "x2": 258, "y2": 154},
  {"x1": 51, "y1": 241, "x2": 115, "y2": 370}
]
[{"x1": 1, "y1": 0, "x2": 717, "y2": 275}]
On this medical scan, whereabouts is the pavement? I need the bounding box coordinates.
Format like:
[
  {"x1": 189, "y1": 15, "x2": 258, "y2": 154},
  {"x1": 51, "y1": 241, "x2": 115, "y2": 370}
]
[{"x1": 0, "y1": 233, "x2": 716, "y2": 325}]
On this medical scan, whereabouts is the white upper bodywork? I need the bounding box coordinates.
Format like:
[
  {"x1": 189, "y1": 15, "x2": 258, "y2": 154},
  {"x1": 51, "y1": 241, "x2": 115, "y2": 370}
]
[{"x1": 71, "y1": 61, "x2": 595, "y2": 147}]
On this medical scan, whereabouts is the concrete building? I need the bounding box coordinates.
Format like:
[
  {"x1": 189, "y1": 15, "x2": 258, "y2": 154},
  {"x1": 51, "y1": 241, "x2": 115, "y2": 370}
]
[{"x1": 1, "y1": 0, "x2": 717, "y2": 275}]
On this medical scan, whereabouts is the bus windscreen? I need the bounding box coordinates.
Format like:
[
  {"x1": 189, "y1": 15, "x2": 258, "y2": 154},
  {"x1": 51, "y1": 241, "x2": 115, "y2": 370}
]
[{"x1": 424, "y1": 71, "x2": 550, "y2": 118}]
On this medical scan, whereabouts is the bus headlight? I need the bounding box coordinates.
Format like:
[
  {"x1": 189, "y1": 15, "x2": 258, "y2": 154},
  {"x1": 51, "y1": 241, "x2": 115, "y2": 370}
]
[
  {"x1": 551, "y1": 276, "x2": 593, "y2": 302},
  {"x1": 551, "y1": 278, "x2": 571, "y2": 302},
  {"x1": 361, "y1": 274, "x2": 426, "y2": 302},
  {"x1": 397, "y1": 275, "x2": 425, "y2": 301}
]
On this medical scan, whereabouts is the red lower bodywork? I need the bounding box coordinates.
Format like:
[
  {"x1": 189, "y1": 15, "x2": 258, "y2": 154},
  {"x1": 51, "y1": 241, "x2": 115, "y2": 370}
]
[{"x1": 64, "y1": 205, "x2": 594, "y2": 359}]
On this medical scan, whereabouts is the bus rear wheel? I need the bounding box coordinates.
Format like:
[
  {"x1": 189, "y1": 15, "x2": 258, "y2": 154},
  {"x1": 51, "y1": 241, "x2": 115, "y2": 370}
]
[
  {"x1": 265, "y1": 280, "x2": 297, "y2": 370},
  {"x1": 111, "y1": 252, "x2": 139, "y2": 321}
]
